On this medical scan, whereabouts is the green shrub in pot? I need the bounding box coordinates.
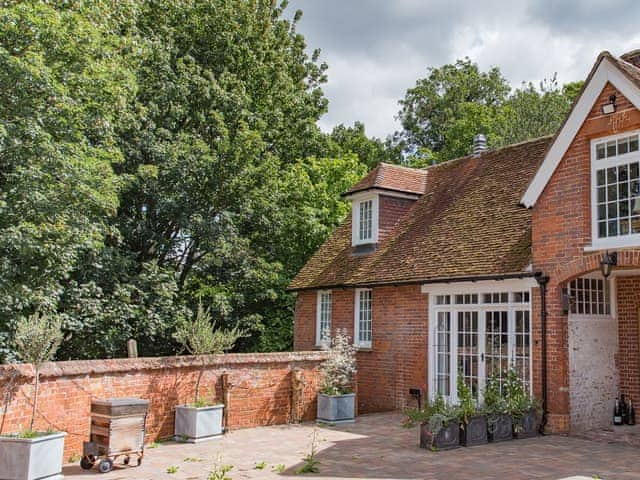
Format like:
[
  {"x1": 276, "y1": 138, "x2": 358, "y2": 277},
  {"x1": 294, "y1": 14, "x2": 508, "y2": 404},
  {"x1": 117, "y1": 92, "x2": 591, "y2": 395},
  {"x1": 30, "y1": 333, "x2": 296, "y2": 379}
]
[
  {"x1": 0, "y1": 311, "x2": 67, "y2": 480},
  {"x1": 403, "y1": 394, "x2": 460, "y2": 451},
  {"x1": 172, "y1": 303, "x2": 244, "y2": 442},
  {"x1": 456, "y1": 376, "x2": 487, "y2": 447},
  {"x1": 483, "y1": 372, "x2": 512, "y2": 442},
  {"x1": 504, "y1": 368, "x2": 540, "y2": 439},
  {"x1": 317, "y1": 330, "x2": 357, "y2": 423}
]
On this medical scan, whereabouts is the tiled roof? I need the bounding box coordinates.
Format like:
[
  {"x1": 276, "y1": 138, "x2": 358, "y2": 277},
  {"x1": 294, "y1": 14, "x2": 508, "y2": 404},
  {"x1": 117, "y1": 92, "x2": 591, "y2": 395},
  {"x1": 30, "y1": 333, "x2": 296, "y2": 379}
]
[
  {"x1": 343, "y1": 162, "x2": 428, "y2": 196},
  {"x1": 289, "y1": 136, "x2": 553, "y2": 290}
]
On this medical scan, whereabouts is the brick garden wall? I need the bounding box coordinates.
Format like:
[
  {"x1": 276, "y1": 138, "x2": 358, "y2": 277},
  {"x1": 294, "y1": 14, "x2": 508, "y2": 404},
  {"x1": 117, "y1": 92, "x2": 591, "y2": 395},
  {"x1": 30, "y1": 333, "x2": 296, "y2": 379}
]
[
  {"x1": 0, "y1": 351, "x2": 327, "y2": 459},
  {"x1": 293, "y1": 284, "x2": 428, "y2": 414},
  {"x1": 616, "y1": 276, "x2": 640, "y2": 406}
]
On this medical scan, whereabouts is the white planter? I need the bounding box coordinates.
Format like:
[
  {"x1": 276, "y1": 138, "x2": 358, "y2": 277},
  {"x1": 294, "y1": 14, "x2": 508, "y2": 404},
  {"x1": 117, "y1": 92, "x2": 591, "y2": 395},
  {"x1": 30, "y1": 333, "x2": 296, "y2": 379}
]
[
  {"x1": 174, "y1": 404, "x2": 224, "y2": 443},
  {"x1": 0, "y1": 431, "x2": 66, "y2": 480},
  {"x1": 317, "y1": 393, "x2": 355, "y2": 423}
]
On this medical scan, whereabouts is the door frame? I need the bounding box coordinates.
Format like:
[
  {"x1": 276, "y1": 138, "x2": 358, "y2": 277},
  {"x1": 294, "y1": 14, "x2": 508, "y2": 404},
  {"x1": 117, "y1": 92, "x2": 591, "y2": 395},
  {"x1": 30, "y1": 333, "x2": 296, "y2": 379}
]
[{"x1": 423, "y1": 278, "x2": 537, "y2": 404}]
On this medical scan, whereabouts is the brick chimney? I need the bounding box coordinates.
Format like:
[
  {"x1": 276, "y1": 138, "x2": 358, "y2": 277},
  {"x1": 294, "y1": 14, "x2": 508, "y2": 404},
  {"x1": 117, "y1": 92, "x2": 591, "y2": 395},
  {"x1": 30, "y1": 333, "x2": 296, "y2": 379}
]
[{"x1": 621, "y1": 49, "x2": 640, "y2": 68}]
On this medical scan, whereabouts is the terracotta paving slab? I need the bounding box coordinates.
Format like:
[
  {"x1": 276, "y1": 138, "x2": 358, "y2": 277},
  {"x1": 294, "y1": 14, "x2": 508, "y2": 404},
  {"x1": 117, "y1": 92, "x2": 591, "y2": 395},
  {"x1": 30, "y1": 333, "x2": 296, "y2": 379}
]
[{"x1": 63, "y1": 412, "x2": 640, "y2": 480}]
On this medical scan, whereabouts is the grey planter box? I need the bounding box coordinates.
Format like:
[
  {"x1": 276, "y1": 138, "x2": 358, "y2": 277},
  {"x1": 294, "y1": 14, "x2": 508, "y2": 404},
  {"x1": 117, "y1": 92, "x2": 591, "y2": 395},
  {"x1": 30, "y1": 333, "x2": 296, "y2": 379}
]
[
  {"x1": 0, "y1": 431, "x2": 66, "y2": 480},
  {"x1": 459, "y1": 415, "x2": 488, "y2": 447},
  {"x1": 317, "y1": 393, "x2": 355, "y2": 423},
  {"x1": 514, "y1": 409, "x2": 537, "y2": 439},
  {"x1": 419, "y1": 421, "x2": 459, "y2": 451},
  {"x1": 174, "y1": 404, "x2": 224, "y2": 443},
  {"x1": 488, "y1": 414, "x2": 513, "y2": 442}
]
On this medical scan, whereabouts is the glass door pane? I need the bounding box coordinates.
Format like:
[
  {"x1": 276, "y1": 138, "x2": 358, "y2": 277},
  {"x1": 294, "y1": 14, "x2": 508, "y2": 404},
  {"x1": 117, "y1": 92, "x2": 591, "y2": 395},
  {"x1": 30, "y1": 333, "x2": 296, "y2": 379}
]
[
  {"x1": 485, "y1": 311, "x2": 509, "y2": 388},
  {"x1": 435, "y1": 311, "x2": 451, "y2": 396},
  {"x1": 514, "y1": 310, "x2": 531, "y2": 390},
  {"x1": 457, "y1": 311, "x2": 479, "y2": 397}
]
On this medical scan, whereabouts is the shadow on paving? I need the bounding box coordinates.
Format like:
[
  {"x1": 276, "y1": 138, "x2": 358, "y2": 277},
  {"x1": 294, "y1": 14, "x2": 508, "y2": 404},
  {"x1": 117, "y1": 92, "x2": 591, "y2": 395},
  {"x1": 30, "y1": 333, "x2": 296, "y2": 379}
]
[{"x1": 282, "y1": 413, "x2": 640, "y2": 480}]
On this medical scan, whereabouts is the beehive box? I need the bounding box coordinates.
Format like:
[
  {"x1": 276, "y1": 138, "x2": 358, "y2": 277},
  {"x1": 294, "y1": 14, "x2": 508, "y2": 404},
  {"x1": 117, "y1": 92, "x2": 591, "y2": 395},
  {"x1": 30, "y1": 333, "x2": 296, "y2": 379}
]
[{"x1": 90, "y1": 398, "x2": 149, "y2": 456}]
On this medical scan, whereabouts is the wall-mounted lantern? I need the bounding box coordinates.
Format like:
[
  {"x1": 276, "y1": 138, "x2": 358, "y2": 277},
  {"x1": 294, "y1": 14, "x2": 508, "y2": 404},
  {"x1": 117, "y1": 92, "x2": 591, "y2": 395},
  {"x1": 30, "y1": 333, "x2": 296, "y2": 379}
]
[
  {"x1": 602, "y1": 95, "x2": 617, "y2": 115},
  {"x1": 600, "y1": 251, "x2": 618, "y2": 278}
]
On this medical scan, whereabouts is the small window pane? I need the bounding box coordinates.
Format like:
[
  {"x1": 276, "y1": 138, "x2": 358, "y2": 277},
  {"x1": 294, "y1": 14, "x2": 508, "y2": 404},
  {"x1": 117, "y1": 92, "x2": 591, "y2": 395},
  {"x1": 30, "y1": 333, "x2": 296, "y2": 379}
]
[
  {"x1": 598, "y1": 186, "x2": 606, "y2": 203},
  {"x1": 619, "y1": 138, "x2": 629, "y2": 155},
  {"x1": 607, "y1": 141, "x2": 617, "y2": 157},
  {"x1": 608, "y1": 167, "x2": 617, "y2": 184},
  {"x1": 631, "y1": 137, "x2": 639, "y2": 152},
  {"x1": 597, "y1": 143, "x2": 606, "y2": 159}
]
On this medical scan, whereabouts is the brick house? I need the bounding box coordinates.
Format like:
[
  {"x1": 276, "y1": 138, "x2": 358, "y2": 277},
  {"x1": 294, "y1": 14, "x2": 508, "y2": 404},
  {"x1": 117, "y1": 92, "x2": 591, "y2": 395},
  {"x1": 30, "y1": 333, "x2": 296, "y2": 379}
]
[{"x1": 290, "y1": 50, "x2": 640, "y2": 433}]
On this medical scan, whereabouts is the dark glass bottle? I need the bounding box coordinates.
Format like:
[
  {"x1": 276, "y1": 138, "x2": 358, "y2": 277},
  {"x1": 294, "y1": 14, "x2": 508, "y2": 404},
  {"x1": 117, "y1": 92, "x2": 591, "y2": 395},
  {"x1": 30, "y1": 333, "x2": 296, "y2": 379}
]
[
  {"x1": 628, "y1": 399, "x2": 636, "y2": 426},
  {"x1": 614, "y1": 397, "x2": 623, "y2": 426},
  {"x1": 621, "y1": 394, "x2": 629, "y2": 425}
]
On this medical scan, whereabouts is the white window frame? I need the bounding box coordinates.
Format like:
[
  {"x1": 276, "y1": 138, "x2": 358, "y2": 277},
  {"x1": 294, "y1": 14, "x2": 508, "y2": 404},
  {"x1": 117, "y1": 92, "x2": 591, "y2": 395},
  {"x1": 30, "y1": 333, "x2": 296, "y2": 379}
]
[
  {"x1": 315, "y1": 290, "x2": 332, "y2": 347},
  {"x1": 423, "y1": 278, "x2": 536, "y2": 404},
  {"x1": 590, "y1": 129, "x2": 640, "y2": 250},
  {"x1": 351, "y1": 193, "x2": 379, "y2": 246},
  {"x1": 354, "y1": 288, "x2": 373, "y2": 348}
]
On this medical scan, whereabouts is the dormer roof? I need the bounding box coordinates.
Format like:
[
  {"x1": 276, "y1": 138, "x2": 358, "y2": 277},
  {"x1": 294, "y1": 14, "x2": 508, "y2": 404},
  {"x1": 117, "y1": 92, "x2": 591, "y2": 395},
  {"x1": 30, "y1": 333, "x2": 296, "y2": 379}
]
[{"x1": 342, "y1": 162, "x2": 428, "y2": 197}]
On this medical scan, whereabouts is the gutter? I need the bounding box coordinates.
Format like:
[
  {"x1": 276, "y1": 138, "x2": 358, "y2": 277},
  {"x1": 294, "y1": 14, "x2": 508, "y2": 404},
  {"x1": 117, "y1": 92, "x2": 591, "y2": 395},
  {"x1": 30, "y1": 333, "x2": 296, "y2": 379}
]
[
  {"x1": 535, "y1": 271, "x2": 550, "y2": 435},
  {"x1": 288, "y1": 271, "x2": 537, "y2": 293}
]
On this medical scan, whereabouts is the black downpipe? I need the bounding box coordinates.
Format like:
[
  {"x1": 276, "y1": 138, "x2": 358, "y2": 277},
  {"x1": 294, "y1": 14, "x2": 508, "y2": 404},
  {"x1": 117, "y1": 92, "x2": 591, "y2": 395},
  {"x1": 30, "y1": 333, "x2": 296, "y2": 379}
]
[{"x1": 535, "y1": 272, "x2": 550, "y2": 435}]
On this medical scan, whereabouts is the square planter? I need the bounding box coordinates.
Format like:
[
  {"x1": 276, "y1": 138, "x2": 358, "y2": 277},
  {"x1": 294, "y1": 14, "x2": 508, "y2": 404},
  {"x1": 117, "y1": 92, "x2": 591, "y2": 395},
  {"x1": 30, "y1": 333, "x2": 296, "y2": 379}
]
[
  {"x1": 459, "y1": 415, "x2": 488, "y2": 447},
  {"x1": 174, "y1": 404, "x2": 224, "y2": 443},
  {"x1": 419, "y1": 421, "x2": 460, "y2": 451},
  {"x1": 317, "y1": 393, "x2": 355, "y2": 423},
  {"x1": 488, "y1": 414, "x2": 513, "y2": 442},
  {"x1": 0, "y1": 431, "x2": 66, "y2": 480},
  {"x1": 513, "y1": 409, "x2": 537, "y2": 439}
]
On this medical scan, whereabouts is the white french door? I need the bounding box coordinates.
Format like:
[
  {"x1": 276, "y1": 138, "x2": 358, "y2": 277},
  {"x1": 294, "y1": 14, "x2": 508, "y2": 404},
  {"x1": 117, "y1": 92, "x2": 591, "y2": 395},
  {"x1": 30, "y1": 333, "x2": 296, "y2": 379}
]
[{"x1": 428, "y1": 282, "x2": 533, "y2": 403}]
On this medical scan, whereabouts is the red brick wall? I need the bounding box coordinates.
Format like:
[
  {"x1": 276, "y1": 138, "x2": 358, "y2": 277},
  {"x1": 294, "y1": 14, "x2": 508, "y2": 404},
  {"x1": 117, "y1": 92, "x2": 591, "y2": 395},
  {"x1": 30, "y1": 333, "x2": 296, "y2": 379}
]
[
  {"x1": 378, "y1": 195, "x2": 416, "y2": 243},
  {"x1": 616, "y1": 276, "x2": 640, "y2": 405},
  {"x1": 293, "y1": 285, "x2": 428, "y2": 414},
  {"x1": 532, "y1": 82, "x2": 640, "y2": 432},
  {"x1": 0, "y1": 352, "x2": 326, "y2": 459}
]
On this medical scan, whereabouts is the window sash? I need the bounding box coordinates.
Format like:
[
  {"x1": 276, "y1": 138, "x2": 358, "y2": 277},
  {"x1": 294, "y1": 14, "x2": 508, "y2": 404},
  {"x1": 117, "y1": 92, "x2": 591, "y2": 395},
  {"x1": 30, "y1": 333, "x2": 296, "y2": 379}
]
[
  {"x1": 355, "y1": 289, "x2": 372, "y2": 347},
  {"x1": 358, "y1": 200, "x2": 373, "y2": 241},
  {"x1": 316, "y1": 291, "x2": 332, "y2": 345}
]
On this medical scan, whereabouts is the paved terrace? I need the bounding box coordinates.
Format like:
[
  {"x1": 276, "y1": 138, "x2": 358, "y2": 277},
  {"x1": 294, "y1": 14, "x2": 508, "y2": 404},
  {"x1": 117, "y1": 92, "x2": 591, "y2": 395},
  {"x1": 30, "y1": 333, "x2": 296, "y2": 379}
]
[{"x1": 64, "y1": 412, "x2": 640, "y2": 480}]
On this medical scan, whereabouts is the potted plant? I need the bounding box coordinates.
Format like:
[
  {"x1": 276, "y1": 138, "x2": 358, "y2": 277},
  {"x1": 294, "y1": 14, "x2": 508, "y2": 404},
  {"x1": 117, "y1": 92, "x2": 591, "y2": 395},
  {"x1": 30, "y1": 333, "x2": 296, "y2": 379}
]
[
  {"x1": 173, "y1": 303, "x2": 243, "y2": 442},
  {"x1": 483, "y1": 372, "x2": 512, "y2": 442},
  {"x1": 403, "y1": 394, "x2": 460, "y2": 451},
  {"x1": 504, "y1": 368, "x2": 539, "y2": 439},
  {"x1": 0, "y1": 310, "x2": 66, "y2": 480},
  {"x1": 317, "y1": 329, "x2": 357, "y2": 423},
  {"x1": 457, "y1": 377, "x2": 488, "y2": 447}
]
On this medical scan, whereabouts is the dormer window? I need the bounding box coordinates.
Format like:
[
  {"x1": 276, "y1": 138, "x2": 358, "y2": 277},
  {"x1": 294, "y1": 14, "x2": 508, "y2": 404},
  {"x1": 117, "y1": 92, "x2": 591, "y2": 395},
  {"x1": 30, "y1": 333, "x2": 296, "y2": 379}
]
[
  {"x1": 591, "y1": 130, "x2": 640, "y2": 248},
  {"x1": 352, "y1": 194, "x2": 378, "y2": 246}
]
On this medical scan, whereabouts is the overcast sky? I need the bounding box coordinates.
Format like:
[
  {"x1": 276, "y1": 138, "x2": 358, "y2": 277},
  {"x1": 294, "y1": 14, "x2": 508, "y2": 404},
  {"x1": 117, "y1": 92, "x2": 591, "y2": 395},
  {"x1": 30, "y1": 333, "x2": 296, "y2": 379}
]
[{"x1": 290, "y1": 0, "x2": 640, "y2": 139}]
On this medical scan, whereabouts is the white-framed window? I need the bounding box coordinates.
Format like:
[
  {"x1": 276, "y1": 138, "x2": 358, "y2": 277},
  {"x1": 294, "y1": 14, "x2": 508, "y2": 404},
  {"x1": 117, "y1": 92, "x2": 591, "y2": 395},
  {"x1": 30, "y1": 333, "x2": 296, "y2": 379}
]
[
  {"x1": 315, "y1": 290, "x2": 332, "y2": 346},
  {"x1": 566, "y1": 275, "x2": 610, "y2": 316},
  {"x1": 591, "y1": 130, "x2": 640, "y2": 248},
  {"x1": 424, "y1": 279, "x2": 535, "y2": 403},
  {"x1": 354, "y1": 288, "x2": 372, "y2": 347},
  {"x1": 351, "y1": 194, "x2": 379, "y2": 246}
]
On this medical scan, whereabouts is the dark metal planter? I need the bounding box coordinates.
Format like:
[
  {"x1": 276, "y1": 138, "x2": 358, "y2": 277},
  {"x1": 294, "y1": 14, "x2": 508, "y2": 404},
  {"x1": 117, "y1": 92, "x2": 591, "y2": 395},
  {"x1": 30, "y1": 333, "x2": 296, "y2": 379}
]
[
  {"x1": 487, "y1": 414, "x2": 513, "y2": 442},
  {"x1": 459, "y1": 415, "x2": 488, "y2": 447},
  {"x1": 513, "y1": 410, "x2": 537, "y2": 439},
  {"x1": 419, "y1": 421, "x2": 460, "y2": 451}
]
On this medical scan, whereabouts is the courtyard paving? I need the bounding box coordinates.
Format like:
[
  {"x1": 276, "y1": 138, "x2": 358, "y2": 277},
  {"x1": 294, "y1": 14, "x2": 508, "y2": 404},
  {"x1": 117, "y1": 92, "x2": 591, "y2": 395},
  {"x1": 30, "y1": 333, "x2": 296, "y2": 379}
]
[{"x1": 63, "y1": 412, "x2": 640, "y2": 480}]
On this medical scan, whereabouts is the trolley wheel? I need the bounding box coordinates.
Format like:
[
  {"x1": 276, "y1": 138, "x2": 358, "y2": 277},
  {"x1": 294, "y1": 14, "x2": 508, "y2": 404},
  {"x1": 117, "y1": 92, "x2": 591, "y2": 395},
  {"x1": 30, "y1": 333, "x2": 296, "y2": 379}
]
[
  {"x1": 80, "y1": 456, "x2": 95, "y2": 470},
  {"x1": 123, "y1": 456, "x2": 130, "y2": 465},
  {"x1": 98, "y1": 458, "x2": 114, "y2": 474}
]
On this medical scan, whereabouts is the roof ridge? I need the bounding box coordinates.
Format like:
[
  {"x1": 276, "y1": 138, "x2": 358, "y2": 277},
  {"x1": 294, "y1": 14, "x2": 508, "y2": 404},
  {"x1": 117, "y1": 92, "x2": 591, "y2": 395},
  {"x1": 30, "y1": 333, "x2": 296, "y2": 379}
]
[{"x1": 423, "y1": 134, "x2": 555, "y2": 171}]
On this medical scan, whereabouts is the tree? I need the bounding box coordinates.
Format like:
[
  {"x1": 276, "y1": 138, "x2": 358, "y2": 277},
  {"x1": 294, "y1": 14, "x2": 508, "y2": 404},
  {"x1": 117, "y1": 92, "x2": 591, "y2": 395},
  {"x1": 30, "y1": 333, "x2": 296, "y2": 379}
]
[
  {"x1": 326, "y1": 122, "x2": 402, "y2": 169},
  {"x1": 395, "y1": 58, "x2": 582, "y2": 164},
  {"x1": 12, "y1": 311, "x2": 63, "y2": 432},
  {"x1": 396, "y1": 58, "x2": 510, "y2": 161},
  {"x1": 174, "y1": 303, "x2": 243, "y2": 405}
]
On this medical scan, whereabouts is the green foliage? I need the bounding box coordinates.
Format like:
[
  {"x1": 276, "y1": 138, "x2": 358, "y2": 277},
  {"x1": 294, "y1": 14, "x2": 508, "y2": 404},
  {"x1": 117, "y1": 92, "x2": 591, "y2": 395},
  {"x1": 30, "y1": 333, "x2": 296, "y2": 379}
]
[
  {"x1": 254, "y1": 461, "x2": 266, "y2": 470},
  {"x1": 166, "y1": 466, "x2": 179, "y2": 474},
  {"x1": 456, "y1": 375, "x2": 477, "y2": 424},
  {"x1": 504, "y1": 368, "x2": 539, "y2": 422},
  {"x1": 208, "y1": 461, "x2": 233, "y2": 480},
  {"x1": 13, "y1": 310, "x2": 64, "y2": 432},
  {"x1": 402, "y1": 393, "x2": 459, "y2": 437},
  {"x1": 319, "y1": 330, "x2": 357, "y2": 395},
  {"x1": 326, "y1": 122, "x2": 402, "y2": 169},
  {"x1": 273, "y1": 464, "x2": 286, "y2": 473},
  {"x1": 396, "y1": 58, "x2": 582, "y2": 164},
  {"x1": 174, "y1": 302, "x2": 243, "y2": 403},
  {"x1": 483, "y1": 372, "x2": 508, "y2": 416},
  {"x1": 296, "y1": 427, "x2": 320, "y2": 474}
]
